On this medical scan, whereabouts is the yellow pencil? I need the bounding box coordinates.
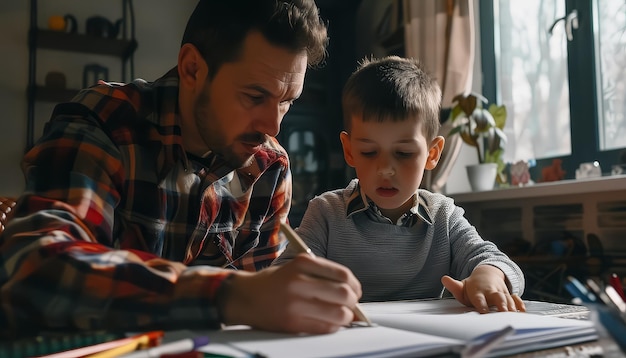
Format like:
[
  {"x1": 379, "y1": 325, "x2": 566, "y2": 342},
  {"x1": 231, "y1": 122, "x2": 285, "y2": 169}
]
[
  {"x1": 279, "y1": 221, "x2": 372, "y2": 326},
  {"x1": 38, "y1": 331, "x2": 163, "y2": 358},
  {"x1": 85, "y1": 335, "x2": 150, "y2": 358}
]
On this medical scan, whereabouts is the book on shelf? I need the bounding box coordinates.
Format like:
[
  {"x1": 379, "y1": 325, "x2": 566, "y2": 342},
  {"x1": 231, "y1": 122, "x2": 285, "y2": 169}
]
[{"x1": 165, "y1": 299, "x2": 597, "y2": 358}]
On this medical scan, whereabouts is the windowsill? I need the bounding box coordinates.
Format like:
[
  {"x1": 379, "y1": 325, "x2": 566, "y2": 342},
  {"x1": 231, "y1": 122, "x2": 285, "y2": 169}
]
[{"x1": 449, "y1": 174, "x2": 626, "y2": 204}]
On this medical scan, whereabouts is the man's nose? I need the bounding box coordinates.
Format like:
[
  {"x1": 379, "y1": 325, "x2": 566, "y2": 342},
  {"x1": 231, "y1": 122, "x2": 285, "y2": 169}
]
[{"x1": 254, "y1": 104, "x2": 285, "y2": 137}]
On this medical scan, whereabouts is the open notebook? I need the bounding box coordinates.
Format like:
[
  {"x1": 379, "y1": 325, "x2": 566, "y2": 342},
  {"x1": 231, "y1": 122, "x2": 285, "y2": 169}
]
[{"x1": 171, "y1": 299, "x2": 597, "y2": 358}]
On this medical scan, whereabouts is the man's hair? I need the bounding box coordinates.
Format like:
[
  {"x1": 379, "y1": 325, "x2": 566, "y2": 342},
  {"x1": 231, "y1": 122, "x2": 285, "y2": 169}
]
[
  {"x1": 342, "y1": 56, "x2": 442, "y2": 141},
  {"x1": 182, "y1": 0, "x2": 328, "y2": 79}
]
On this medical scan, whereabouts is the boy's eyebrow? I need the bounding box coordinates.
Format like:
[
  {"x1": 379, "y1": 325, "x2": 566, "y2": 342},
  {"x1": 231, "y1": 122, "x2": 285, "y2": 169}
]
[{"x1": 353, "y1": 137, "x2": 419, "y2": 144}]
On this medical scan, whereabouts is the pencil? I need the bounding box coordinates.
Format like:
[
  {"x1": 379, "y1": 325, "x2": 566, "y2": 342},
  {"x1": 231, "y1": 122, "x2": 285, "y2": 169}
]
[
  {"x1": 38, "y1": 331, "x2": 163, "y2": 358},
  {"x1": 279, "y1": 222, "x2": 372, "y2": 326},
  {"x1": 85, "y1": 335, "x2": 150, "y2": 358}
]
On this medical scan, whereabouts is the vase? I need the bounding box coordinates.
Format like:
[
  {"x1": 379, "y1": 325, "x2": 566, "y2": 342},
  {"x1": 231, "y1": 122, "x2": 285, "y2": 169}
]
[{"x1": 466, "y1": 163, "x2": 497, "y2": 192}]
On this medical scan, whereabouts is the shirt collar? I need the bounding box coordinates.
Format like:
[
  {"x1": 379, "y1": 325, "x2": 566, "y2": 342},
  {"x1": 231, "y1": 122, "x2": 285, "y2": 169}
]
[{"x1": 345, "y1": 179, "x2": 434, "y2": 226}]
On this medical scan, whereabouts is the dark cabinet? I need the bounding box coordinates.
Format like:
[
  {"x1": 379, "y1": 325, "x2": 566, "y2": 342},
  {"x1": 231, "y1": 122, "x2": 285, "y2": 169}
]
[
  {"x1": 279, "y1": 0, "x2": 361, "y2": 226},
  {"x1": 26, "y1": 0, "x2": 137, "y2": 150}
]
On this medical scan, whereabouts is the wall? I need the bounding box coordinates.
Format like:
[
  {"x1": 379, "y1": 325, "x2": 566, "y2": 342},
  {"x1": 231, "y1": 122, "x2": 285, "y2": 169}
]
[{"x1": 0, "y1": 0, "x2": 197, "y2": 196}]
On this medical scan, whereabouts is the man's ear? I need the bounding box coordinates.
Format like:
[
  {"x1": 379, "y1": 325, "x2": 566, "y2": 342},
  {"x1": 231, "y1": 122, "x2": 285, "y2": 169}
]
[
  {"x1": 178, "y1": 43, "x2": 207, "y2": 91},
  {"x1": 340, "y1": 131, "x2": 356, "y2": 167},
  {"x1": 425, "y1": 136, "x2": 445, "y2": 170}
]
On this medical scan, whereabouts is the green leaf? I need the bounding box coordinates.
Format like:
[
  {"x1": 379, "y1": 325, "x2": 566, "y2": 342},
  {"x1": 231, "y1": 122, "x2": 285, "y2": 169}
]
[
  {"x1": 449, "y1": 105, "x2": 463, "y2": 122},
  {"x1": 484, "y1": 148, "x2": 504, "y2": 164},
  {"x1": 472, "y1": 109, "x2": 495, "y2": 132},
  {"x1": 488, "y1": 104, "x2": 507, "y2": 129},
  {"x1": 448, "y1": 125, "x2": 463, "y2": 136},
  {"x1": 449, "y1": 93, "x2": 508, "y2": 164}
]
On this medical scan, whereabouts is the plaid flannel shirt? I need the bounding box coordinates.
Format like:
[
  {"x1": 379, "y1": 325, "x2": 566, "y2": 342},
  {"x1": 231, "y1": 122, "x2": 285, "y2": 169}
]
[{"x1": 0, "y1": 67, "x2": 291, "y2": 337}]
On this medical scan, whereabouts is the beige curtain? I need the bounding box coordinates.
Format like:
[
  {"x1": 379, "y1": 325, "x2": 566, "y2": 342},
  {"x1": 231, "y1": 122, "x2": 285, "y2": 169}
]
[{"x1": 403, "y1": 0, "x2": 475, "y2": 192}]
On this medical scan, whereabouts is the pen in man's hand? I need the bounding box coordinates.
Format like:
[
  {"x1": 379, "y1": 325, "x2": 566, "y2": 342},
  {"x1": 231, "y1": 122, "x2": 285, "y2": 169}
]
[{"x1": 279, "y1": 222, "x2": 372, "y2": 326}]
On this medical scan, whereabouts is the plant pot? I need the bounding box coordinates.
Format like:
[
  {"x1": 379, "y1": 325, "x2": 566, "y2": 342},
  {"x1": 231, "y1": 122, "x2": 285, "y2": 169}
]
[{"x1": 466, "y1": 163, "x2": 497, "y2": 192}]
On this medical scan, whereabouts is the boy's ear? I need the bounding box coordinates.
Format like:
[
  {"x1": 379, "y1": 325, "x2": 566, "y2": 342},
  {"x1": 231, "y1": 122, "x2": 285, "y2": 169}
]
[
  {"x1": 340, "y1": 131, "x2": 356, "y2": 167},
  {"x1": 425, "y1": 136, "x2": 445, "y2": 170}
]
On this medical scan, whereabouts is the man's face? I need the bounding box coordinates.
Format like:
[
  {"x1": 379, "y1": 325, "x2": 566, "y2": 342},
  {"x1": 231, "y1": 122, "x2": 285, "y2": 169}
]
[
  {"x1": 341, "y1": 116, "x2": 440, "y2": 218},
  {"x1": 192, "y1": 31, "x2": 307, "y2": 168}
]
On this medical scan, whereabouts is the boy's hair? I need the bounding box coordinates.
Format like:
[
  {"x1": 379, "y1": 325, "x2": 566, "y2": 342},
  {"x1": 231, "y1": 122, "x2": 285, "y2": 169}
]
[
  {"x1": 182, "y1": 0, "x2": 328, "y2": 80},
  {"x1": 342, "y1": 56, "x2": 442, "y2": 141}
]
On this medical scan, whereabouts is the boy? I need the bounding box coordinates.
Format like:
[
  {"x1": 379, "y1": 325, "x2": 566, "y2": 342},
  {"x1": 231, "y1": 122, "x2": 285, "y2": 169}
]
[{"x1": 274, "y1": 56, "x2": 525, "y2": 313}]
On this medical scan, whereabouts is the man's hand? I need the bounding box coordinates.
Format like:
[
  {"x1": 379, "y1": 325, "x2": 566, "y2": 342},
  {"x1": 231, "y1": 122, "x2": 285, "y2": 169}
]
[
  {"x1": 441, "y1": 265, "x2": 525, "y2": 313},
  {"x1": 219, "y1": 254, "x2": 362, "y2": 334}
]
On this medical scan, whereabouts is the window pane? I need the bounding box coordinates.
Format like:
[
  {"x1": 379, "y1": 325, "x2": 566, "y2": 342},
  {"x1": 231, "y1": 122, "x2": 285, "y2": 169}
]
[
  {"x1": 495, "y1": 0, "x2": 571, "y2": 162},
  {"x1": 594, "y1": 0, "x2": 626, "y2": 151}
]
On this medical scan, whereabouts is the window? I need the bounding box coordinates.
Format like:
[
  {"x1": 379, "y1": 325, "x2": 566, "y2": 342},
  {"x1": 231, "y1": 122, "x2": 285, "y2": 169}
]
[
  {"x1": 595, "y1": 1, "x2": 626, "y2": 151},
  {"x1": 481, "y1": 0, "x2": 626, "y2": 179}
]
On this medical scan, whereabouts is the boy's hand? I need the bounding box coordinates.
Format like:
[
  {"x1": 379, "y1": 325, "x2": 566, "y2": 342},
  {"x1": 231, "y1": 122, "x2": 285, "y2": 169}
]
[
  {"x1": 219, "y1": 254, "x2": 363, "y2": 334},
  {"x1": 441, "y1": 265, "x2": 525, "y2": 313}
]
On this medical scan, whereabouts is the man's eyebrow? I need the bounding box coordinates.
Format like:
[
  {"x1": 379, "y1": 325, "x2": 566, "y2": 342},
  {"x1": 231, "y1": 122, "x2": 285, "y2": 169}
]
[
  {"x1": 244, "y1": 84, "x2": 272, "y2": 97},
  {"x1": 244, "y1": 84, "x2": 301, "y2": 102}
]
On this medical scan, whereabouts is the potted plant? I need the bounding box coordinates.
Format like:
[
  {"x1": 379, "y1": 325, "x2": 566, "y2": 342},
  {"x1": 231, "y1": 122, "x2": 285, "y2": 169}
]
[{"x1": 448, "y1": 92, "x2": 507, "y2": 191}]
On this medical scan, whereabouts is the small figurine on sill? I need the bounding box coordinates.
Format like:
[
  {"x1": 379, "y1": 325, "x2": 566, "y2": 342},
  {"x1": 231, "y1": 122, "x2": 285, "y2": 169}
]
[
  {"x1": 541, "y1": 158, "x2": 566, "y2": 182},
  {"x1": 510, "y1": 160, "x2": 532, "y2": 186}
]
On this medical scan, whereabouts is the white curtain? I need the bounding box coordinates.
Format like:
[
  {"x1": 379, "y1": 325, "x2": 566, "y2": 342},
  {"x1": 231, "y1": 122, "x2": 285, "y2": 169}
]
[{"x1": 403, "y1": 0, "x2": 475, "y2": 192}]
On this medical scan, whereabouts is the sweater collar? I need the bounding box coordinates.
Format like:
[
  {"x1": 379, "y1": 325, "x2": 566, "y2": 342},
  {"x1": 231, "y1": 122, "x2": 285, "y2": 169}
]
[{"x1": 344, "y1": 179, "x2": 433, "y2": 226}]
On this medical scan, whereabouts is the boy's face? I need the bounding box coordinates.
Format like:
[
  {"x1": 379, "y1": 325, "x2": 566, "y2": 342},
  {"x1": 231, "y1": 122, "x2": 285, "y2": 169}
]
[{"x1": 340, "y1": 115, "x2": 444, "y2": 217}]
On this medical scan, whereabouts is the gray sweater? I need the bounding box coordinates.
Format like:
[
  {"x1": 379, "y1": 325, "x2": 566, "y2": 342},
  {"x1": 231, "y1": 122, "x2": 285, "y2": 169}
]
[{"x1": 273, "y1": 179, "x2": 525, "y2": 302}]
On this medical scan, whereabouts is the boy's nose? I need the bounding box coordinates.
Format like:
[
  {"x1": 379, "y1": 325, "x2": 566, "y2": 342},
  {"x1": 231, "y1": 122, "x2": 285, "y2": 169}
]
[
  {"x1": 378, "y1": 168, "x2": 395, "y2": 176},
  {"x1": 377, "y1": 159, "x2": 395, "y2": 177}
]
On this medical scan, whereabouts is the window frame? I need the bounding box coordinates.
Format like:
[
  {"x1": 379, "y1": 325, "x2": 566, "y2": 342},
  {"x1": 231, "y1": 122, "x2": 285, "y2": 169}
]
[{"x1": 480, "y1": 0, "x2": 625, "y2": 180}]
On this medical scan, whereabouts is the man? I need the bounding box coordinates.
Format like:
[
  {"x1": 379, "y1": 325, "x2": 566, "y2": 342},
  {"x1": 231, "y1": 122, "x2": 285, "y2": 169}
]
[{"x1": 0, "y1": 0, "x2": 361, "y2": 338}]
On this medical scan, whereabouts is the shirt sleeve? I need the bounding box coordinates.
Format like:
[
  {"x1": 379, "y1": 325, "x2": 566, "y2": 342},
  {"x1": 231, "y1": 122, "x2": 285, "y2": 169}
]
[
  {"x1": 0, "y1": 113, "x2": 231, "y2": 338},
  {"x1": 446, "y1": 201, "x2": 525, "y2": 296},
  {"x1": 271, "y1": 193, "x2": 330, "y2": 266},
  {"x1": 230, "y1": 154, "x2": 291, "y2": 271}
]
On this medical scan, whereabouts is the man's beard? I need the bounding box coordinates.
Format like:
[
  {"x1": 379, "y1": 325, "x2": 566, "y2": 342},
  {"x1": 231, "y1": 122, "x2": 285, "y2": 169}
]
[{"x1": 193, "y1": 90, "x2": 266, "y2": 169}]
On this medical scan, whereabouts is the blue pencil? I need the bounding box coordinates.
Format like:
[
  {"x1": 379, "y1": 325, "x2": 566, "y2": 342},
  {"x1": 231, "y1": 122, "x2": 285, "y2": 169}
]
[{"x1": 565, "y1": 276, "x2": 596, "y2": 303}]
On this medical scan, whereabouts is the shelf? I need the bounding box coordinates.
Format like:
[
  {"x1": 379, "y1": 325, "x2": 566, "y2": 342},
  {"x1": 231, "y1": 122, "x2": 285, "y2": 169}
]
[
  {"x1": 31, "y1": 85, "x2": 78, "y2": 103},
  {"x1": 33, "y1": 29, "x2": 137, "y2": 58},
  {"x1": 450, "y1": 175, "x2": 626, "y2": 204},
  {"x1": 26, "y1": 0, "x2": 136, "y2": 151}
]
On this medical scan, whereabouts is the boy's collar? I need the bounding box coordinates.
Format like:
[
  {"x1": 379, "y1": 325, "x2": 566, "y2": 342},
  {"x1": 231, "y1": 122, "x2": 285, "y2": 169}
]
[{"x1": 345, "y1": 179, "x2": 433, "y2": 225}]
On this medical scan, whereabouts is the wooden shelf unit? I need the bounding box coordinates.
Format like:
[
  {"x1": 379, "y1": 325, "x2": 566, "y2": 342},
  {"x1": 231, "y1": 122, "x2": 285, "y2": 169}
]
[
  {"x1": 451, "y1": 175, "x2": 626, "y2": 301},
  {"x1": 451, "y1": 175, "x2": 626, "y2": 252},
  {"x1": 26, "y1": 0, "x2": 136, "y2": 150}
]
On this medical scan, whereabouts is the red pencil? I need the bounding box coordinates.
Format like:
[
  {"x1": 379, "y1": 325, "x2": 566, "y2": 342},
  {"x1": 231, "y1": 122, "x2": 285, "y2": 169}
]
[{"x1": 609, "y1": 273, "x2": 626, "y2": 302}]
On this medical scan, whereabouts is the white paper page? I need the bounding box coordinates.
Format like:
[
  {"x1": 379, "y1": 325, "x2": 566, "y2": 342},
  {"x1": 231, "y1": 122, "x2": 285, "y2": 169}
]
[
  {"x1": 367, "y1": 311, "x2": 594, "y2": 341},
  {"x1": 366, "y1": 310, "x2": 596, "y2": 356},
  {"x1": 361, "y1": 298, "x2": 474, "y2": 315},
  {"x1": 361, "y1": 298, "x2": 589, "y2": 318},
  {"x1": 193, "y1": 325, "x2": 464, "y2": 358}
]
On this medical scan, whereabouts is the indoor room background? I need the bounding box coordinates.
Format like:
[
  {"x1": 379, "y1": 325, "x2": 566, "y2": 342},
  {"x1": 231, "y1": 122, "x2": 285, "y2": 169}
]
[
  {"x1": 1, "y1": 0, "x2": 626, "y2": 305},
  {"x1": 0, "y1": 0, "x2": 479, "y2": 202}
]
